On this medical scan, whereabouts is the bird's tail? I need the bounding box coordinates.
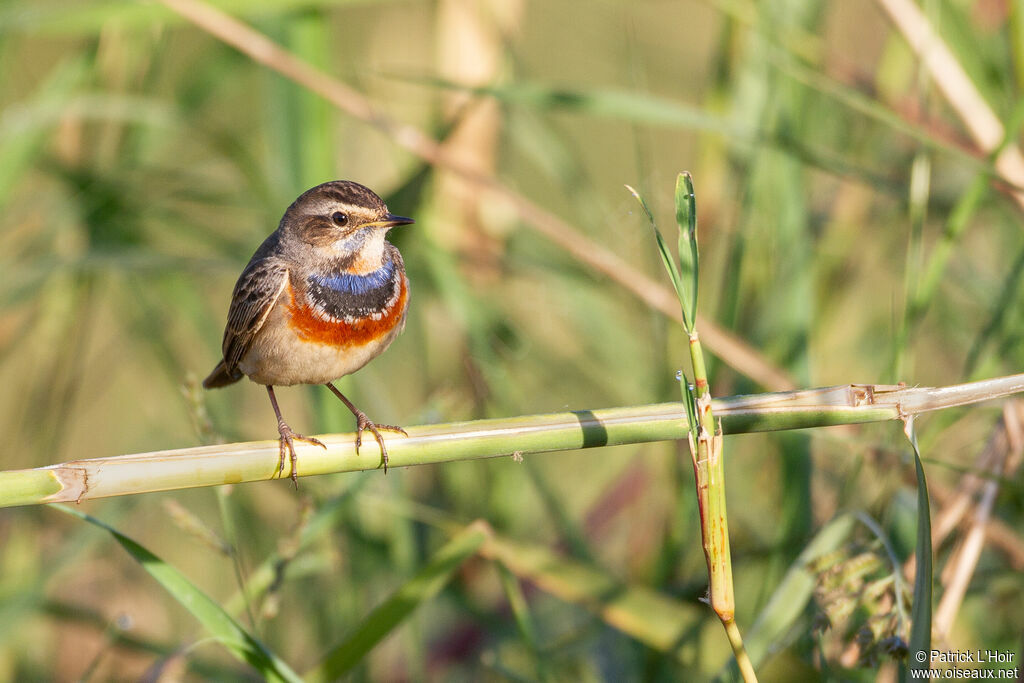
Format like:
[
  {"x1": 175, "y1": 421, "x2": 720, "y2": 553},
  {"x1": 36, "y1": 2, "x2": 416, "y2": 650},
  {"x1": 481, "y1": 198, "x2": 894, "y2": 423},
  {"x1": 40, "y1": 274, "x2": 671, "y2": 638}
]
[{"x1": 202, "y1": 360, "x2": 243, "y2": 389}]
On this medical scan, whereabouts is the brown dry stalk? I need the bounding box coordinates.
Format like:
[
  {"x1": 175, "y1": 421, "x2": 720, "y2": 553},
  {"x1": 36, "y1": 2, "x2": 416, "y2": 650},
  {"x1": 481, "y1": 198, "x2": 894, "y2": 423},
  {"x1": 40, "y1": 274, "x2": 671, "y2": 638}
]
[
  {"x1": 926, "y1": 480, "x2": 1024, "y2": 572},
  {"x1": 877, "y1": 0, "x2": 1024, "y2": 208},
  {"x1": 934, "y1": 402, "x2": 1023, "y2": 638},
  {"x1": 898, "y1": 401, "x2": 1024, "y2": 645},
  {"x1": 904, "y1": 402, "x2": 1024, "y2": 576}
]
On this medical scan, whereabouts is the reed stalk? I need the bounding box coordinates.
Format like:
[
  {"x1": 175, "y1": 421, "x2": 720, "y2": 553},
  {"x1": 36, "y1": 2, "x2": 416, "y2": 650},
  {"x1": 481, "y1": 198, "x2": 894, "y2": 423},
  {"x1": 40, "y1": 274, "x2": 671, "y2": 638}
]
[{"x1": 3, "y1": 381, "x2": 1021, "y2": 505}]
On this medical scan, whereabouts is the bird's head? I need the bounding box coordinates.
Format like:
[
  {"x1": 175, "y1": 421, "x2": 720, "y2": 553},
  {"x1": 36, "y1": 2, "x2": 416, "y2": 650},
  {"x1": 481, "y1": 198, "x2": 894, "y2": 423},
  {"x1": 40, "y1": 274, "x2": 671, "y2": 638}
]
[{"x1": 281, "y1": 180, "x2": 413, "y2": 272}]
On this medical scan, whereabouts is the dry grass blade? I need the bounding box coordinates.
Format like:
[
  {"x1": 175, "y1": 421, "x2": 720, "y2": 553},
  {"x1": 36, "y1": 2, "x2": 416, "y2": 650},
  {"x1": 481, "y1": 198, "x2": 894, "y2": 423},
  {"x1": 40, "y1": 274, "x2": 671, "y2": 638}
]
[{"x1": 54, "y1": 505, "x2": 303, "y2": 682}]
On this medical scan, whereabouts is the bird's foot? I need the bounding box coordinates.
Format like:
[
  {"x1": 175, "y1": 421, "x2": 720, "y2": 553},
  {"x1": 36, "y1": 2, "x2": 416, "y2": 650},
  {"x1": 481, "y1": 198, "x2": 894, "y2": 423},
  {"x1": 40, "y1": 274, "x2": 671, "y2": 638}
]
[
  {"x1": 275, "y1": 421, "x2": 326, "y2": 488},
  {"x1": 324, "y1": 383, "x2": 406, "y2": 473},
  {"x1": 352, "y1": 410, "x2": 407, "y2": 473}
]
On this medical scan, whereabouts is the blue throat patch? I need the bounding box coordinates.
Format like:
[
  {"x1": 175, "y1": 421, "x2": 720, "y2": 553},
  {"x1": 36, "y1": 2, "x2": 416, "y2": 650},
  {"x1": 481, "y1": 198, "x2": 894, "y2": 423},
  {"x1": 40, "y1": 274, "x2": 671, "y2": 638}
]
[{"x1": 311, "y1": 260, "x2": 394, "y2": 296}]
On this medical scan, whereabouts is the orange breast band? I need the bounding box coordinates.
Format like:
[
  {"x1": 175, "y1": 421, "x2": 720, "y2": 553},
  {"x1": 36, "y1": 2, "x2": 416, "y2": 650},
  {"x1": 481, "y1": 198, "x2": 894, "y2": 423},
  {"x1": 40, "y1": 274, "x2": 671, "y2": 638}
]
[{"x1": 286, "y1": 278, "x2": 408, "y2": 348}]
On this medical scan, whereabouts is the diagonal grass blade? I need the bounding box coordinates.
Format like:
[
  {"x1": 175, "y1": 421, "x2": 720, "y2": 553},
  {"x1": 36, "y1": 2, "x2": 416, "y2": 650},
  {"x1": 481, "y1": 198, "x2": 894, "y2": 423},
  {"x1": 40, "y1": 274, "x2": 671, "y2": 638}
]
[{"x1": 53, "y1": 504, "x2": 302, "y2": 683}]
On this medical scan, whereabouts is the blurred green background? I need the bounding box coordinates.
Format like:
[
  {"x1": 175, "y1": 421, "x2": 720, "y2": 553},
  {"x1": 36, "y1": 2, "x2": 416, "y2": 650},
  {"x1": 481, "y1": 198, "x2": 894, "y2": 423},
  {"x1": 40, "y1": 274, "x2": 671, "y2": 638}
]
[{"x1": 1, "y1": 0, "x2": 1022, "y2": 680}]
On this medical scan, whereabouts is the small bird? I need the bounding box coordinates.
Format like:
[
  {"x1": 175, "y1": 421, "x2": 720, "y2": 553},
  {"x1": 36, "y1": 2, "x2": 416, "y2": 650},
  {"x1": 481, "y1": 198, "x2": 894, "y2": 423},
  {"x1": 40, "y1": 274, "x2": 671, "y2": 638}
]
[{"x1": 203, "y1": 180, "x2": 413, "y2": 484}]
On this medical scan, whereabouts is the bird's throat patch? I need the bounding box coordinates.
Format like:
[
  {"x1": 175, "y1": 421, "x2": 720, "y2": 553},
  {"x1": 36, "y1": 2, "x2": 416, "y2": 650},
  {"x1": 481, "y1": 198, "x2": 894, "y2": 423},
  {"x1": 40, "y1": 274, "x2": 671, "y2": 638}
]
[
  {"x1": 287, "y1": 268, "x2": 408, "y2": 347},
  {"x1": 305, "y1": 261, "x2": 399, "y2": 318},
  {"x1": 314, "y1": 261, "x2": 394, "y2": 296}
]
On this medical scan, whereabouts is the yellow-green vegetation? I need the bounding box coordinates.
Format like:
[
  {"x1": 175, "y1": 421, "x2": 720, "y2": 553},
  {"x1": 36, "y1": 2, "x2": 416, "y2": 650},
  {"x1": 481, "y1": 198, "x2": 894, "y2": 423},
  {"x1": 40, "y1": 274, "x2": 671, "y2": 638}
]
[{"x1": 1, "y1": 1, "x2": 1022, "y2": 680}]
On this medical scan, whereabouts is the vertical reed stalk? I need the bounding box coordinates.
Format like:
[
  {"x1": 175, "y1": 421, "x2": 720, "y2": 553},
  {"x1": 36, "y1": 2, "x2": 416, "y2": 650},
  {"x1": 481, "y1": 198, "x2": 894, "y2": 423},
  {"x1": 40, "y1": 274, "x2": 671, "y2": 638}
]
[
  {"x1": 689, "y1": 330, "x2": 755, "y2": 681},
  {"x1": 630, "y1": 173, "x2": 756, "y2": 681}
]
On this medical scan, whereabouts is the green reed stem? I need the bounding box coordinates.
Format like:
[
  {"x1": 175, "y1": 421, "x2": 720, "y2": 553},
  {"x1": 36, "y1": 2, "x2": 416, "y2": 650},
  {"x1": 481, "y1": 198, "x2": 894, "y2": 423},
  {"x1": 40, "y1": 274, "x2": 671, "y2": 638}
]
[
  {"x1": 2, "y1": 375, "x2": 1023, "y2": 509},
  {"x1": 688, "y1": 329, "x2": 755, "y2": 681}
]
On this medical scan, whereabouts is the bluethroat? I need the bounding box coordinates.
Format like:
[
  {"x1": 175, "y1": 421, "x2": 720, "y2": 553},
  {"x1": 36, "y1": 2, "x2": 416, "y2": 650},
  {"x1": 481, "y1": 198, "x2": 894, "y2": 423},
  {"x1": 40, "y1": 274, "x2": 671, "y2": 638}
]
[{"x1": 204, "y1": 180, "x2": 413, "y2": 484}]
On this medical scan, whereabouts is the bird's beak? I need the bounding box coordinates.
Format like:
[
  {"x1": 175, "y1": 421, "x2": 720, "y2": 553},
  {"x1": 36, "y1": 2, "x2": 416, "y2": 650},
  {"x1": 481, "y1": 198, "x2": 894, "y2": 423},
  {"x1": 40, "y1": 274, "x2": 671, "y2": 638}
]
[{"x1": 369, "y1": 213, "x2": 415, "y2": 229}]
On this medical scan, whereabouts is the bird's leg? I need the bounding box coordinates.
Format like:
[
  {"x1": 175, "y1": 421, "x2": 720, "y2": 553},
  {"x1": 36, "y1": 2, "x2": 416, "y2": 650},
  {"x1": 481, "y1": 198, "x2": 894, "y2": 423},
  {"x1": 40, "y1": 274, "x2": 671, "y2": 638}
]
[
  {"x1": 324, "y1": 382, "x2": 407, "y2": 473},
  {"x1": 266, "y1": 385, "x2": 325, "y2": 487}
]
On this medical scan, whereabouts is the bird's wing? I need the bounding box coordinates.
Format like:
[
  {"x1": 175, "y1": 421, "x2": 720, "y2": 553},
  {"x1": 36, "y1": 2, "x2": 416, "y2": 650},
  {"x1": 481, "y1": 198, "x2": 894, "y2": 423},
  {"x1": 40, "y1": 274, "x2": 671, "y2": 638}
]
[{"x1": 221, "y1": 258, "x2": 290, "y2": 372}]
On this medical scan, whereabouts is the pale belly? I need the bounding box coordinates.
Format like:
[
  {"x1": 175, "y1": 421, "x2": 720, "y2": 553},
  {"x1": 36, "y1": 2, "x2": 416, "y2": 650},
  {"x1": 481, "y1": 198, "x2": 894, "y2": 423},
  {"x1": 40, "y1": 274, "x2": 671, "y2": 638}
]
[{"x1": 238, "y1": 300, "x2": 405, "y2": 386}]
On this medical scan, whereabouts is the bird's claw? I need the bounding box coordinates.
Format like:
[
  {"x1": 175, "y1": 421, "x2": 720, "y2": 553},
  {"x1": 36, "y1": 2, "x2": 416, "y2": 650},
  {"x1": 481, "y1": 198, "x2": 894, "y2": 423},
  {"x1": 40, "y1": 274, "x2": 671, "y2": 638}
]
[
  {"x1": 352, "y1": 411, "x2": 406, "y2": 473},
  {"x1": 276, "y1": 421, "x2": 326, "y2": 488}
]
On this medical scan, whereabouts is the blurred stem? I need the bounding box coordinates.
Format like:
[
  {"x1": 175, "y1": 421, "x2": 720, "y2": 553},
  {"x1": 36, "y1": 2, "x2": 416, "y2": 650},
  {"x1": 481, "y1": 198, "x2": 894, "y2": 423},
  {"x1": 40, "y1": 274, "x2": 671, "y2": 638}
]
[
  {"x1": 964, "y1": 243, "x2": 1024, "y2": 376},
  {"x1": 724, "y1": 619, "x2": 758, "y2": 682},
  {"x1": 908, "y1": 174, "x2": 986, "y2": 327},
  {"x1": 496, "y1": 563, "x2": 550, "y2": 683},
  {"x1": 894, "y1": 151, "x2": 930, "y2": 380},
  {"x1": 216, "y1": 486, "x2": 258, "y2": 633}
]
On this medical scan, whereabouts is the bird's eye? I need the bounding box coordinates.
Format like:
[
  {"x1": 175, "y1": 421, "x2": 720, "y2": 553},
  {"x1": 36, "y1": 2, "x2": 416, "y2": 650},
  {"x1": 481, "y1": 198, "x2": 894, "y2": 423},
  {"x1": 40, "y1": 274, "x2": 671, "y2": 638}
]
[{"x1": 331, "y1": 211, "x2": 349, "y2": 227}]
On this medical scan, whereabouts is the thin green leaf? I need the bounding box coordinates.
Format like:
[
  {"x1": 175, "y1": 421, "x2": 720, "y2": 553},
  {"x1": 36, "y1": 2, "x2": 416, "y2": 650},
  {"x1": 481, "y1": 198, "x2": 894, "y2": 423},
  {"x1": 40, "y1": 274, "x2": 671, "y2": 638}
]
[
  {"x1": 306, "y1": 522, "x2": 489, "y2": 681},
  {"x1": 910, "y1": 174, "x2": 988, "y2": 322},
  {"x1": 964, "y1": 243, "x2": 1024, "y2": 376},
  {"x1": 524, "y1": 460, "x2": 594, "y2": 562},
  {"x1": 411, "y1": 78, "x2": 744, "y2": 137},
  {"x1": 52, "y1": 504, "x2": 302, "y2": 683},
  {"x1": 680, "y1": 371, "x2": 699, "y2": 441},
  {"x1": 496, "y1": 563, "x2": 550, "y2": 683},
  {"x1": 674, "y1": 172, "x2": 699, "y2": 332},
  {"x1": 904, "y1": 417, "x2": 933, "y2": 677},
  {"x1": 626, "y1": 184, "x2": 691, "y2": 331}
]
